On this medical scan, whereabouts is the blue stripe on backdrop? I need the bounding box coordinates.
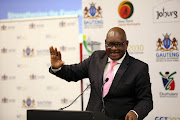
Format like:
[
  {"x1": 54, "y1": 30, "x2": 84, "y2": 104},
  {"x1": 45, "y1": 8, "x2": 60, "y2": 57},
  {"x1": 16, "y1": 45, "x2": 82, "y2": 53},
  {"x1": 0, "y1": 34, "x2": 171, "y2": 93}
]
[{"x1": 0, "y1": 0, "x2": 82, "y2": 33}]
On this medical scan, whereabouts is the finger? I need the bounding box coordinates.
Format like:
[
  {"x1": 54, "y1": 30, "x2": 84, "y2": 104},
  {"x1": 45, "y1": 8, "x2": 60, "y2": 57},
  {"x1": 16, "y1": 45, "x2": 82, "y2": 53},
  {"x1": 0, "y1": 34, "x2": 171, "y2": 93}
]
[
  {"x1": 54, "y1": 47, "x2": 58, "y2": 56},
  {"x1": 125, "y1": 115, "x2": 128, "y2": 120},
  {"x1": 49, "y1": 46, "x2": 54, "y2": 55},
  {"x1": 58, "y1": 51, "x2": 61, "y2": 60}
]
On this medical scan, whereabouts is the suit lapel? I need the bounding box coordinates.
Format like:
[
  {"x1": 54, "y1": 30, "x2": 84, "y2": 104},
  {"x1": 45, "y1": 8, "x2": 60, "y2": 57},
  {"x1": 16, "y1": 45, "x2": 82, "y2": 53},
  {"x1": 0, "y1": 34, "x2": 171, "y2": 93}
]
[
  {"x1": 108, "y1": 52, "x2": 130, "y2": 95},
  {"x1": 96, "y1": 54, "x2": 108, "y2": 98}
]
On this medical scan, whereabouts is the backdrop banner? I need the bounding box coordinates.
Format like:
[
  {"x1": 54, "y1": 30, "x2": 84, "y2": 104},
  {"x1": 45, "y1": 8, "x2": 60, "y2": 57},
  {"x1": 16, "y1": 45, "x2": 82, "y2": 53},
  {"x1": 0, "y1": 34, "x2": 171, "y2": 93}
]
[
  {"x1": 0, "y1": 15, "x2": 80, "y2": 120},
  {"x1": 82, "y1": 0, "x2": 180, "y2": 120}
]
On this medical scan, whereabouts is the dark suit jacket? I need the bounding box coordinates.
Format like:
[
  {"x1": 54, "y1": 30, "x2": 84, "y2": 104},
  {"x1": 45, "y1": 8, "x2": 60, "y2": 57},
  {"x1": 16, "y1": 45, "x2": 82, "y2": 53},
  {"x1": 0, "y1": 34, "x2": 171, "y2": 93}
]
[{"x1": 49, "y1": 50, "x2": 153, "y2": 120}]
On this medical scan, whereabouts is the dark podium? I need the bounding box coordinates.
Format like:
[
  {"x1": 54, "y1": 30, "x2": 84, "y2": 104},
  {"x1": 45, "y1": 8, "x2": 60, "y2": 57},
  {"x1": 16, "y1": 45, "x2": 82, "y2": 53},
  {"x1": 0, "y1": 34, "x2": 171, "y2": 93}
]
[{"x1": 27, "y1": 109, "x2": 116, "y2": 120}]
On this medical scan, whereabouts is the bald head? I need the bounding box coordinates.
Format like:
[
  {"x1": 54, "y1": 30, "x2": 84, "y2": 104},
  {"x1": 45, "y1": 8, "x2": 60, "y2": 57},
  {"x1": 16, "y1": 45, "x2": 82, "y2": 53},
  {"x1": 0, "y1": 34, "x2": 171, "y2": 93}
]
[
  {"x1": 106, "y1": 27, "x2": 127, "y2": 41},
  {"x1": 105, "y1": 27, "x2": 128, "y2": 60}
]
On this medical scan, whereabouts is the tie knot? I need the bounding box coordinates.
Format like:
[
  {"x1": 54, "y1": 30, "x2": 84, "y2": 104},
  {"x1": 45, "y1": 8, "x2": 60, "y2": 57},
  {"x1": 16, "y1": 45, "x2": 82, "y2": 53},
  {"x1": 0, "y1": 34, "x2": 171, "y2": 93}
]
[{"x1": 110, "y1": 61, "x2": 118, "y2": 67}]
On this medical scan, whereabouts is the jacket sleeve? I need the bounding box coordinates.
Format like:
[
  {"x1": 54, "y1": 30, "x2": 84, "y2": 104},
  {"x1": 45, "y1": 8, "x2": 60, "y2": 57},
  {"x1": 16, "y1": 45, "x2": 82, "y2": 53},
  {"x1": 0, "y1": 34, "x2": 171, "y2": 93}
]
[
  {"x1": 133, "y1": 64, "x2": 153, "y2": 119},
  {"x1": 49, "y1": 53, "x2": 92, "y2": 82}
]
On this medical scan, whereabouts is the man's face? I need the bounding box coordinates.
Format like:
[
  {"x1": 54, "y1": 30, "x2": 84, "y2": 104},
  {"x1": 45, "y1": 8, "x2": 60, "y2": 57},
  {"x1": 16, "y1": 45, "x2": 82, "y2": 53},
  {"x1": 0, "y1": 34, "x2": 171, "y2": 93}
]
[{"x1": 105, "y1": 31, "x2": 128, "y2": 60}]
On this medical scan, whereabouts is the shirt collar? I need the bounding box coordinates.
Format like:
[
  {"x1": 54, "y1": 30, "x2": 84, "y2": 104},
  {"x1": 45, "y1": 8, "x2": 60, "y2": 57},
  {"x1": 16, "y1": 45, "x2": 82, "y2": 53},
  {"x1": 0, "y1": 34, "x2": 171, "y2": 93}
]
[{"x1": 108, "y1": 52, "x2": 126, "y2": 64}]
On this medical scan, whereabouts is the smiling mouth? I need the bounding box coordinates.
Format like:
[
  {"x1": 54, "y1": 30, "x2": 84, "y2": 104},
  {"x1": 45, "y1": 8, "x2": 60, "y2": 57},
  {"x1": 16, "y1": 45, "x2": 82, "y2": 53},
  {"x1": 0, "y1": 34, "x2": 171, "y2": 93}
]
[{"x1": 110, "y1": 52, "x2": 119, "y2": 56}]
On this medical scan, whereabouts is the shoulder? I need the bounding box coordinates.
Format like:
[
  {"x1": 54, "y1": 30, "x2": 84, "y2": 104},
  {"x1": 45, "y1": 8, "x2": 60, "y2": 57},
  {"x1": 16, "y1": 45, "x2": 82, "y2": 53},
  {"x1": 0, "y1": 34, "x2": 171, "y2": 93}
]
[
  {"x1": 91, "y1": 50, "x2": 106, "y2": 57},
  {"x1": 128, "y1": 54, "x2": 149, "y2": 68}
]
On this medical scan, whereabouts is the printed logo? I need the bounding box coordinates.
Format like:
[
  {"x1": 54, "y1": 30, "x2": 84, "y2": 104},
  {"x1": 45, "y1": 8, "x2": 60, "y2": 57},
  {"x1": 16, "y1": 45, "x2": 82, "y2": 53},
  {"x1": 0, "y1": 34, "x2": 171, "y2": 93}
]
[
  {"x1": 84, "y1": 3, "x2": 102, "y2": 19},
  {"x1": 1, "y1": 48, "x2": 7, "y2": 53},
  {"x1": 23, "y1": 47, "x2": 34, "y2": 57},
  {"x1": 156, "y1": 33, "x2": 178, "y2": 52},
  {"x1": 58, "y1": 46, "x2": 76, "y2": 52},
  {"x1": 22, "y1": 97, "x2": 35, "y2": 108},
  {"x1": 159, "y1": 71, "x2": 178, "y2": 98},
  {"x1": 156, "y1": 8, "x2": 178, "y2": 20},
  {"x1": 118, "y1": 1, "x2": 134, "y2": 19},
  {"x1": 36, "y1": 49, "x2": 49, "y2": 56},
  {"x1": 37, "y1": 101, "x2": 52, "y2": 108},
  {"x1": 160, "y1": 71, "x2": 176, "y2": 90},
  {"x1": 29, "y1": 23, "x2": 44, "y2": 29},
  {"x1": 29, "y1": 23, "x2": 36, "y2": 29},
  {"x1": 17, "y1": 35, "x2": 27, "y2": 40},
  {"x1": 29, "y1": 74, "x2": 45, "y2": 80},
  {"x1": 1, "y1": 74, "x2": 16, "y2": 81},
  {"x1": 1, "y1": 75, "x2": 8, "y2": 80},
  {"x1": 61, "y1": 98, "x2": 68, "y2": 104},
  {"x1": 59, "y1": 21, "x2": 66, "y2": 27},
  {"x1": 2, "y1": 97, "x2": 8, "y2": 103},
  {"x1": 156, "y1": 34, "x2": 179, "y2": 62},
  {"x1": 83, "y1": 35, "x2": 101, "y2": 54},
  {"x1": 30, "y1": 74, "x2": 36, "y2": 80},
  {"x1": 0, "y1": 48, "x2": 16, "y2": 54},
  {"x1": 1, "y1": 25, "x2": 7, "y2": 31},
  {"x1": 127, "y1": 44, "x2": 144, "y2": 54},
  {"x1": 1, "y1": 97, "x2": 15, "y2": 103},
  {"x1": 60, "y1": 46, "x2": 67, "y2": 51},
  {"x1": 153, "y1": 0, "x2": 180, "y2": 23},
  {"x1": 83, "y1": 2, "x2": 103, "y2": 28},
  {"x1": 117, "y1": 1, "x2": 140, "y2": 26},
  {"x1": 155, "y1": 116, "x2": 180, "y2": 120}
]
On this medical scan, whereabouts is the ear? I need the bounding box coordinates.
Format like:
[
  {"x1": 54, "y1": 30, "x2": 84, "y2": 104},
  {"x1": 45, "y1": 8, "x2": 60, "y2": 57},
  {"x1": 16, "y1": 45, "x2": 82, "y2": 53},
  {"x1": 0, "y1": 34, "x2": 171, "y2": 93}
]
[{"x1": 125, "y1": 40, "x2": 129, "y2": 49}]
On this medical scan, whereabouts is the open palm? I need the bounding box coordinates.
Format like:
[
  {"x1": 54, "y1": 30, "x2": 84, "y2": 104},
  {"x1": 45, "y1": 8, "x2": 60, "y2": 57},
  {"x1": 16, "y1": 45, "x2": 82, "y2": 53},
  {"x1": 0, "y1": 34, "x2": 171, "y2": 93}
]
[{"x1": 49, "y1": 46, "x2": 64, "y2": 69}]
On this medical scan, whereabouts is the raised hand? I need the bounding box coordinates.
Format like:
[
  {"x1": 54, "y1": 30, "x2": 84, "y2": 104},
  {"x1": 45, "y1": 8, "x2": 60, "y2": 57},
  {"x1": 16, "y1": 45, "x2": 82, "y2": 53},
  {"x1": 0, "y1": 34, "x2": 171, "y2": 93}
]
[{"x1": 49, "y1": 46, "x2": 65, "y2": 69}]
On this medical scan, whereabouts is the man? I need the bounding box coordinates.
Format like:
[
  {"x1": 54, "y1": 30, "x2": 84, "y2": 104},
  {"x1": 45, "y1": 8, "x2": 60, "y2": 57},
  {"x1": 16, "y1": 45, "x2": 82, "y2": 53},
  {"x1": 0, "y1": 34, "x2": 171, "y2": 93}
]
[{"x1": 49, "y1": 27, "x2": 153, "y2": 120}]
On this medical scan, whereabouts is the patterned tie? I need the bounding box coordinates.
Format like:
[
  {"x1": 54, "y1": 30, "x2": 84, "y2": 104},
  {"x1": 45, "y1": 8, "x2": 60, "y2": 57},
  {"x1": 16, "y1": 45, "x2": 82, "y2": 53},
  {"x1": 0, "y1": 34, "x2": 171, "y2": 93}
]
[{"x1": 103, "y1": 61, "x2": 118, "y2": 97}]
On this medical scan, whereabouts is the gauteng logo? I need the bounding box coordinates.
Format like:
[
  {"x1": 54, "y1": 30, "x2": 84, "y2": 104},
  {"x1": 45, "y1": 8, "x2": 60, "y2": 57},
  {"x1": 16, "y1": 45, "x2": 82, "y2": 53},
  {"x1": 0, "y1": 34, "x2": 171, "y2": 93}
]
[
  {"x1": 156, "y1": 34, "x2": 179, "y2": 62},
  {"x1": 83, "y1": 2, "x2": 103, "y2": 28},
  {"x1": 59, "y1": 21, "x2": 66, "y2": 27},
  {"x1": 1, "y1": 25, "x2": 7, "y2": 31},
  {"x1": 1, "y1": 75, "x2": 8, "y2": 80},
  {"x1": 30, "y1": 74, "x2": 36, "y2": 80},
  {"x1": 61, "y1": 98, "x2": 68, "y2": 104},
  {"x1": 23, "y1": 97, "x2": 35, "y2": 108},
  {"x1": 29, "y1": 23, "x2": 36, "y2": 29},
  {"x1": 160, "y1": 71, "x2": 176, "y2": 90},
  {"x1": 118, "y1": 1, "x2": 134, "y2": 19},
  {"x1": 84, "y1": 2, "x2": 102, "y2": 19},
  {"x1": 1, "y1": 48, "x2": 7, "y2": 53},
  {"x1": 23, "y1": 47, "x2": 34, "y2": 57},
  {"x1": 2, "y1": 97, "x2": 8, "y2": 103},
  {"x1": 156, "y1": 33, "x2": 178, "y2": 52}
]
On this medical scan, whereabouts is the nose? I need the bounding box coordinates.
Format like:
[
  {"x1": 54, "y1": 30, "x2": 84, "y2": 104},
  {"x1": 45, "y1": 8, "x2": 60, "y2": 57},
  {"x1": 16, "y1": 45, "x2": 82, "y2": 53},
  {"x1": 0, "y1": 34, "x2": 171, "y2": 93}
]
[{"x1": 111, "y1": 45, "x2": 117, "y2": 50}]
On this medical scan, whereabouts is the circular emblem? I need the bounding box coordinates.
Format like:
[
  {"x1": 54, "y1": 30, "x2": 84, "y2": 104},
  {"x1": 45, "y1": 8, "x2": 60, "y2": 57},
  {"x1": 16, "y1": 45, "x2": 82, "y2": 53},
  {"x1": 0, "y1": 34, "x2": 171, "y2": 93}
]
[{"x1": 118, "y1": 1, "x2": 134, "y2": 19}]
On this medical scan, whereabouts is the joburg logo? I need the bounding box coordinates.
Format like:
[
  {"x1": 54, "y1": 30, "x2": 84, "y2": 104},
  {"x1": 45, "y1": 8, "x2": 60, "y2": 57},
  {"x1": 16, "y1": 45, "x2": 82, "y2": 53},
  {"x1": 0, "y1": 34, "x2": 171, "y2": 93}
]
[
  {"x1": 23, "y1": 97, "x2": 35, "y2": 108},
  {"x1": 84, "y1": 2, "x2": 102, "y2": 19},
  {"x1": 156, "y1": 7, "x2": 178, "y2": 20},
  {"x1": 23, "y1": 47, "x2": 34, "y2": 57},
  {"x1": 118, "y1": 1, "x2": 134, "y2": 19},
  {"x1": 156, "y1": 33, "x2": 178, "y2": 52},
  {"x1": 160, "y1": 71, "x2": 176, "y2": 90}
]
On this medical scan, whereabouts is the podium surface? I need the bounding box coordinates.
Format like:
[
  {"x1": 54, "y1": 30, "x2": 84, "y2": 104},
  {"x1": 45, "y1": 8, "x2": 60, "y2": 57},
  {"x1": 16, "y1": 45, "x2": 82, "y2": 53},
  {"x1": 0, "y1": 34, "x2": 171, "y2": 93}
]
[{"x1": 27, "y1": 109, "x2": 115, "y2": 120}]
